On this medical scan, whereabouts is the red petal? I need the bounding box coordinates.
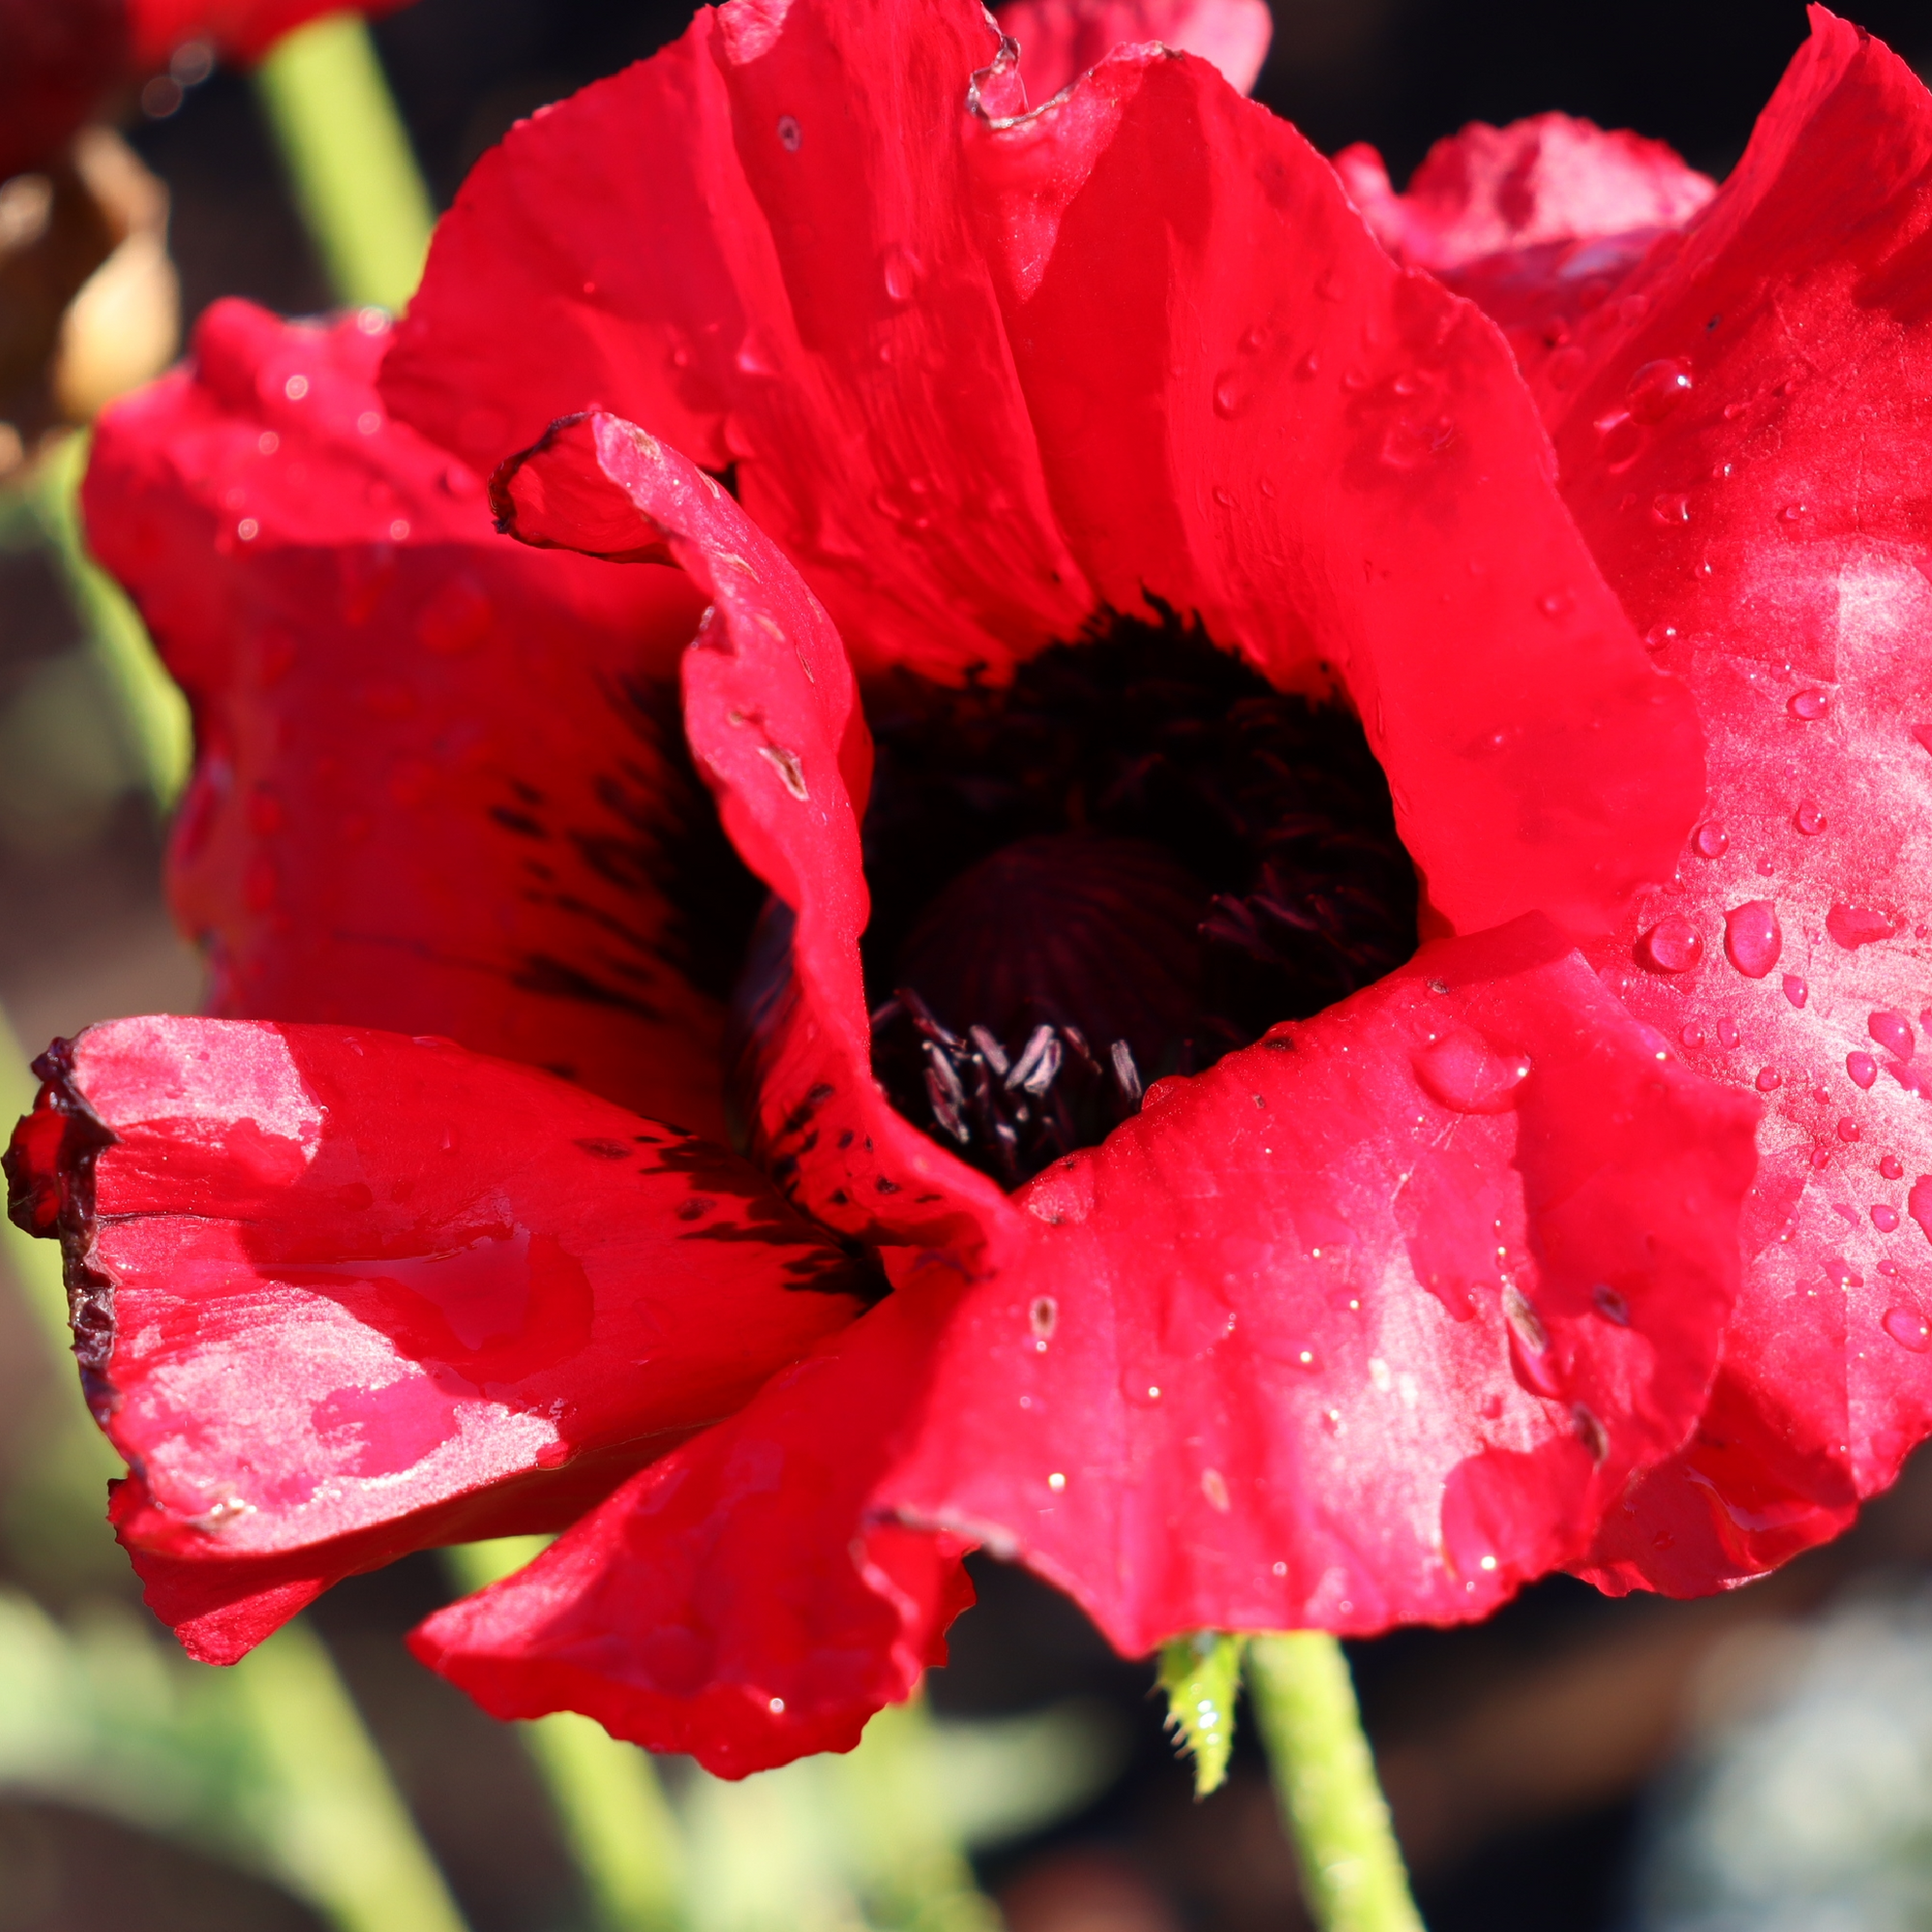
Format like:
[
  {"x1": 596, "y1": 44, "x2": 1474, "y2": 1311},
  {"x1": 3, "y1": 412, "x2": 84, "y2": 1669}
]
[
  {"x1": 1539, "y1": 11, "x2": 1932, "y2": 1586},
  {"x1": 881, "y1": 921, "x2": 1760, "y2": 1652},
  {"x1": 0, "y1": 0, "x2": 127, "y2": 179},
  {"x1": 128, "y1": 0, "x2": 415, "y2": 67},
  {"x1": 84, "y1": 301, "x2": 732, "y2": 1135},
  {"x1": 959, "y1": 47, "x2": 1705, "y2": 938},
  {"x1": 1335, "y1": 117, "x2": 1714, "y2": 389},
  {"x1": 5, "y1": 1016, "x2": 874, "y2": 1662},
  {"x1": 411, "y1": 1287, "x2": 975, "y2": 1779},
  {"x1": 494, "y1": 412, "x2": 1020, "y2": 1263},
  {"x1": 992, "y1": 0, "x2": 1272, "y2": 100},
  {"x1": 382, "y1": 0, "x2": 1093, "y2": 683}
]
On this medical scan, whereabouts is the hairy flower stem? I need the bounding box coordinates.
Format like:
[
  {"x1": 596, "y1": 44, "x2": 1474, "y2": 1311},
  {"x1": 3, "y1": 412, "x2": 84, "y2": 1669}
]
[
  {"x1": 1245, "y1": 1633, "x2": 1426, "y2": 1932},
  {"x1": 253, "y1": 13, "x2": 435, "y2": 312},
  {"x1": 441, "y1": 1539, "x2": 688, "y2": 1932}
]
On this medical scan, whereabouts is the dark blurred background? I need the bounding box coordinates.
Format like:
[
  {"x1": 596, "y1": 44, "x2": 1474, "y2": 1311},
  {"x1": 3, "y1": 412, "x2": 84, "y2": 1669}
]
[{"x1": 8, "y1": 4, "x2": 1932, "y2": 1930}]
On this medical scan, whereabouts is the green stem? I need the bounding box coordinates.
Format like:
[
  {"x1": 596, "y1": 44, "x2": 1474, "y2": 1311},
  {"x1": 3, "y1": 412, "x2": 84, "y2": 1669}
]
[
  {"x1": 232, "y1": 1621, "x2": 473, "y2": 1932},
  {"x1": 27, "y1": 431, "x2": 191, "y2": 812},
  {"x1": 252, "y1": 12, "x2": 435, "y2": 312},
  {"x1": 441, "y1": 1539, "x2": 687, "y2": 1932},
  {"x1": 1244, "y1": 1633, "x2": 1425, "y2": 1932}
]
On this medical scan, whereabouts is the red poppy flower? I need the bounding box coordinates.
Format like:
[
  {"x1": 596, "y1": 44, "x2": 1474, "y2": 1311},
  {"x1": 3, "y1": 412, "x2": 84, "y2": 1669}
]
[
  {"x1": 0, "y1": 0, "x2": 416, "y2": 182},
  {"x1": 10, "y1": 0, "x2": 1927, "y2": 1779}
]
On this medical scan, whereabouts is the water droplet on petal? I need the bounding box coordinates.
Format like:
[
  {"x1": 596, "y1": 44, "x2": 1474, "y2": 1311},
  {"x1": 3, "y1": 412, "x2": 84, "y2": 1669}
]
[
  {"x1": 1212, "y1": 371, "x2": 1244, "y2": 418},
  {"x1": 1828, "y1": 902, "x2": 1900, "y2": 950},
  {"x1": 1779, "y1": 501, "x2": 1809, "y2": 524},
  {"x1": 1413, "y1": 1030, "x2": 1533, "y2": 1114},
  {"x1": 777, "y1": 114, "x2": 803, "y2": 151},
  {"x1": 1874, "y1": 1205, "x2": 1901, "y2": 1233},
  {"x1": 1756, "y1": 1066, "x2": 1782, "y2": 1092},
  {"x1": 1722, "y1": 900, "x2": 1781, "y2": 979},
  {"x1": 1793, "y1": 800, "x2": 1828, "y2": 836},
  {"x1": 1681, "y1": 1024, "x2": 1706, "y2": 1049},
  {"x1": 1782, "y1": 975, "x2": 1808, "y2": 1009},
  {"x1": 1645, "y1": 622, "x2": 1679, "y2": 655},
  {"x1": 881, "y1": 243, "x2": 922, "y2": 303},
  {"x1": 1847, "y1": 1052, "x2": 1878, "y2": 1091},
  {"x1": 1504, "y1": 1287, "x2": 1560, "y2": 1397},
  {"x1": 1592, "y1": 1284, "x2": 1631, "y2": 1325},
  {"x1": 1639, "y1": 917, "x2": 1704, "y2": 973},
  {"x1": 1788, "y1": 688, "x2": 1830, "y2": 720},
  {"x1": 1626, "y1": 357, "x2": 1693, "y2": 422},
  {"x1": 1882, "y1": 1154, "x2": 1906, "y2": 1180},
  {"x1": 1652, "y1": 492, "x2": 1691, "y2": 526},
  {"x1": 1871, "y1": 1009, "x2": 1916, "y2": 1060},
  {"x1": 1885, "y1": 1306, "x2": 1932, "y2": 1351},
  {"x1": 1718, "y1": 1018, "x2": 1741, "y2": 1050},
  {"x1": 1838, "y1": 1118, "x2": 1861, "y2": 1142},
  {"x1": 1692, "y1": 822, "x2": 1729, "y2": 858}
]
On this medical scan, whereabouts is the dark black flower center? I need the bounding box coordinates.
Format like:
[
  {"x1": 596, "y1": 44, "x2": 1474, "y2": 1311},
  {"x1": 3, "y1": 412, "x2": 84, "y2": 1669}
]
[{"x1": 861, "y1": 614, "x2": 1419, "y2": 1187}]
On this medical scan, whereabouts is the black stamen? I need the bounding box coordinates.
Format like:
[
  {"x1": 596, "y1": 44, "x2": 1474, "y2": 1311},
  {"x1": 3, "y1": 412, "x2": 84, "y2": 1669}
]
[{"x1": 860, "y1": 612, "x2": 1419, "y2": 1188}]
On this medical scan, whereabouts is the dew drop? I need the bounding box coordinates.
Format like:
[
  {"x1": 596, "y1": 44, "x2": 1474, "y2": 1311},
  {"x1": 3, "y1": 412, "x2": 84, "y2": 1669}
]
[
  {"x1": 1639, "y1": 917, "x2": 1704, "y2": 973},
  {"x1": 1692, "y1": 821, "x2": 1729, "y2": 858},
  {"x1": 1652, "y1": 492, "x2": 1691, "y2": 526},
  {"x1": 1592, "y1": 1284, "x2": 1631, "y2": 1325},
  {"x1": 881, "y1": 244, "x2": 921, "y2": 303},
  {"x1": 1645, "y1": 623, "x2": 1679, "y2": 655},
  {"x1": 1626, "y1": 357, "x2": 1693, "y2": 422},
  {"x1": 1788, "y1": 688, "x2": 1830, "y2": 721},
  {"x1": 1874, "y1": 1205, "x2": 1902, "y2": 1233},
  {"x1": 1681, "y1": 1024, "x2": 1706, "y2": 1049},
  {"x1": 1847, "y1": 1052, "x2": 1879, "y2": 1091},
  {"x1": 1756, "y1": 1066, "x2": 1782, "y2": 1092},
  {"x1": 777, "y1": 114, "x2": 803, "y2": 151},
  {"x1": 1722, "y1": 899, "x2": 1782, "y2": 979},
  {"x1": 1538, "y1": 589, "x2": 1576, "y2": 619},
  {"x1": 1782, "y1": 975, "x2": 1808, "y2": 1009},
  {"x1": 1547, "y1": 346, "x2": 1585, "y2": 389},
  {"x1": 1504, "y1": 1288, "x2": 1560, "y2": 1397},
  {"x1": 1870, "y1": 1009, "x2": 1916, "y2": 1060},
  {"x1": 1718, "y1": 1017, "x2": 1741, "y2": 1049},
  {"x1": 1883, "y1": 1154, "x2": 1906, "y2": 1179},
  {"x1": 1779, "y1": 501, "x2": 1809, "y2": 524},
  {"x1": 1793, "y1": 800, "x2": 1827, "y2": 836},
  {"x1": 1838, "y1": 1118, "x2": 1862, "y2": 1143},
  {"x1": 1212, "y1": 371, "x2": 1244, "y2": 418},
  {"x1": 1413, "y1": 1031, "x2": 1533, "y2": 1113},
  {"x1": 1884, "y1": 1306, "x2": 1932, "y2": 1352}
]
